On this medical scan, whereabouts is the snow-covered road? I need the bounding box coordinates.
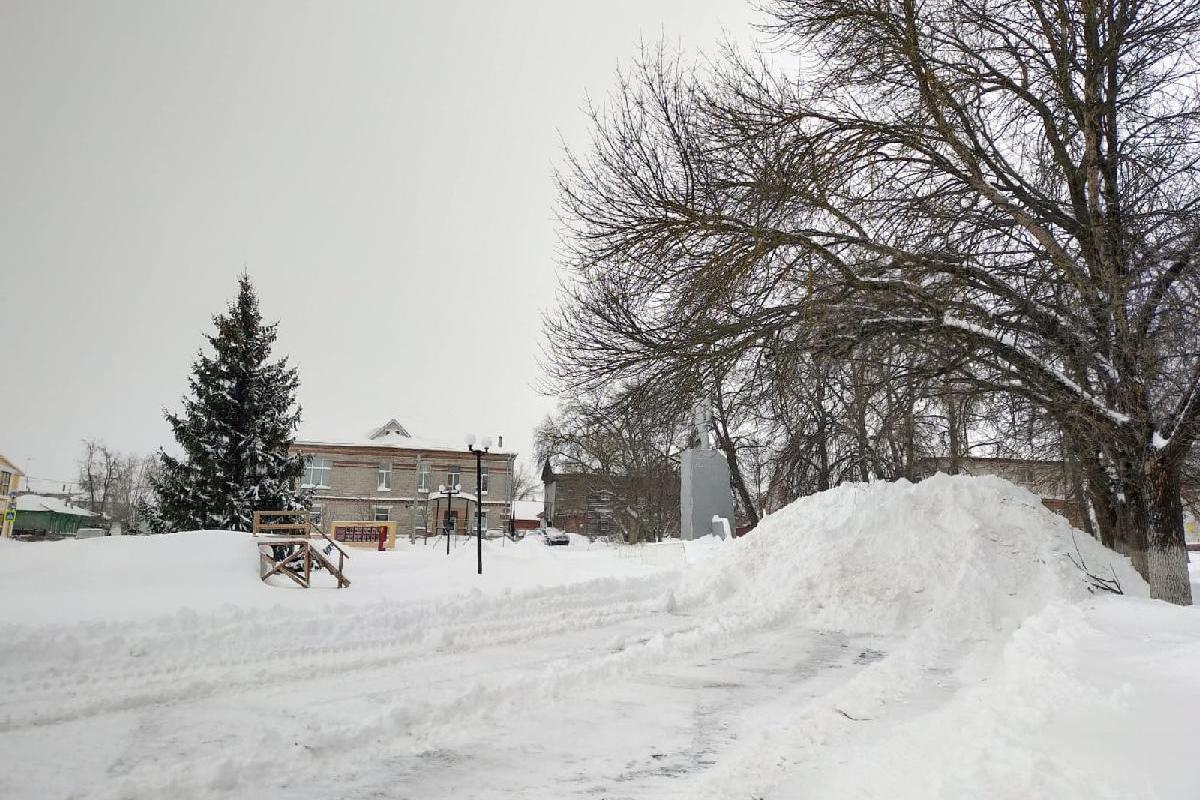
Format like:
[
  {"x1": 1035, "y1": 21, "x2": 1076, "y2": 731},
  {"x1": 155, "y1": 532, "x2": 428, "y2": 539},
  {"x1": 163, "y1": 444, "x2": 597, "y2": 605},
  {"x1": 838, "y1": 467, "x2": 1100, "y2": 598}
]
[{"x1": 0, "y1": 541, "x2": 889, "y2": 799}]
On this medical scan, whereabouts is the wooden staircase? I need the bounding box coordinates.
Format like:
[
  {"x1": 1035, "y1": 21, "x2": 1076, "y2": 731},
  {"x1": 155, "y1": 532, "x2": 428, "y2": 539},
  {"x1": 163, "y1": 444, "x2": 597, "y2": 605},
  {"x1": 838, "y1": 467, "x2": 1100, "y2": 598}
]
[{"x1": 254, "y1": 511, "x2": 351, "y2": 589}]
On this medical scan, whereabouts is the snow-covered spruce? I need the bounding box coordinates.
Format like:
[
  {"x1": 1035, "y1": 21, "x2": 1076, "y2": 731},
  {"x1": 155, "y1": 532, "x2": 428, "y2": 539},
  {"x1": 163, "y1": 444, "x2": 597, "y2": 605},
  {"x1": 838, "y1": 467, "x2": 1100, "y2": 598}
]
[{"x1": 147, "y1": 274, "x2": 307, "y2": 532}]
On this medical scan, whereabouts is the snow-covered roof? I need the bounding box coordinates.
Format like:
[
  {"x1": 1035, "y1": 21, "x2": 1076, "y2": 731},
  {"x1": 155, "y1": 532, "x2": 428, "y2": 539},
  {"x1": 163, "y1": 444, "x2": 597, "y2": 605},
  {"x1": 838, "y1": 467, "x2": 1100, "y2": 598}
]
[
  {"x1": 511, "y1": 500, "x2": 544, "y2": 521},
  {"x1": 14, "y1": 494, "x2": 98, "y2": 517},
  {"x1": 295, "y1": 417, "x2": 515, "y2": 455}
]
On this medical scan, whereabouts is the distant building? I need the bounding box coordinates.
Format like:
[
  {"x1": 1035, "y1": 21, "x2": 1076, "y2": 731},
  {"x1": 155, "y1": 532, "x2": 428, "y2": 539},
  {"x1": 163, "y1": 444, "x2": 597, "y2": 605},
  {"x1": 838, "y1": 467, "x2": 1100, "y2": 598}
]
[
  {"x1": 12, "y1": 494, "x2": 99, "y2": 539},
  {"x1": 291, "y1": 418, "x2": 516, "y2": 538},
  {"x1": 510, "y1": 499, "x2": 544, "y2": 532},
  {"x1": 0, "y1": 452, "x2": 25, "y2": 538},
  {"x1": 541, "y1": 463, "x2": 623, "y2": 539}
]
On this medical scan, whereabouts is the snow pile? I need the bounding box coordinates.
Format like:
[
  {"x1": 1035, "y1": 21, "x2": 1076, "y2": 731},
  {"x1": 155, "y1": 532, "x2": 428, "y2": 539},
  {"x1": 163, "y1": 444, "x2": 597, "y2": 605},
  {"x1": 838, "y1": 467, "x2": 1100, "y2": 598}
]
[
  {"x1": 669, "y1": 475, "x2": 1200, "y2": 799},
  {"x1": 677, "y1": 473, "x2": 1142, "y2": 637}
]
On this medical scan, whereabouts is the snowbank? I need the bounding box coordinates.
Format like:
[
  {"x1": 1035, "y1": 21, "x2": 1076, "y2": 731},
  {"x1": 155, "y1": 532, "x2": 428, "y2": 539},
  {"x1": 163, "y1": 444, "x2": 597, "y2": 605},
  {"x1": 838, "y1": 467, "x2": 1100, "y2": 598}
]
[
  {"x1": 0, "y1": 529, "x2": 667, "y2": 626},
  {"x1": 667, "y1": 475, "x2": 1200, "y2": 799},
  {"x1": 677, "y1": 473, "x2": 1144, "y2": 633}
]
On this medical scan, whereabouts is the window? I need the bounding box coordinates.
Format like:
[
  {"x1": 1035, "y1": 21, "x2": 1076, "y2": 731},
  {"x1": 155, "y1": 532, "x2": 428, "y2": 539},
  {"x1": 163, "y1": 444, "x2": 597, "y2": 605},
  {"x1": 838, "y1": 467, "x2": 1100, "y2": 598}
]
[
  {"x1": 479, "y1": 466, "x2": 489, "y2": 495},
  {"x1": 417, "y1": 462, "x2": 431, "y2": 493},
  {"x1": 443, "y1": 509, "x2": 458, "y2": 532},
  {"x1": 447, "y1": 465, "x2": 461, "y2": 490},
  {"x1": 302, "y1": 456, "x2": 332, "y2": 488},
  {"x1": 374, "y1": 506, "x2": 390, "y2": 522},
  {"x1": 0, "y1": 471, "x2": 11, "y2": 497},
  {"x1": 309, "y1": 505, "x2": 323, "y2": 530},
  {"x1": 377, "y1": 463, "x2": 392, "y2": 492},
  {"x1": 413, "y1": 501, "x2": 427, "y2": 531}
]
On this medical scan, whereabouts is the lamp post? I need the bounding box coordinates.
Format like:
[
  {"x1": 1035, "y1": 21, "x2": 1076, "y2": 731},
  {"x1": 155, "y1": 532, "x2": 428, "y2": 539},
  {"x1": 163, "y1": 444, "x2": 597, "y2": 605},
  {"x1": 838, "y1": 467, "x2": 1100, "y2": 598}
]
[
  {"x1": 466, "y1": 434, "x2": 493, "y2": 575},
  {"x1": 438, "y1": 482, "x2": 461, "y2": 555}
]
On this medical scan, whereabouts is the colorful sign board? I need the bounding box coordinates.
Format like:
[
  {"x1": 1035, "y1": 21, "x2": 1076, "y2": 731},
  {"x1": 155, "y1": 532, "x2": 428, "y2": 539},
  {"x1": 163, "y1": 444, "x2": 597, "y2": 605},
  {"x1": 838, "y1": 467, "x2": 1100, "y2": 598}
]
[{"x1": 330, "y1": 521, "x2": 396, "y2": 550}]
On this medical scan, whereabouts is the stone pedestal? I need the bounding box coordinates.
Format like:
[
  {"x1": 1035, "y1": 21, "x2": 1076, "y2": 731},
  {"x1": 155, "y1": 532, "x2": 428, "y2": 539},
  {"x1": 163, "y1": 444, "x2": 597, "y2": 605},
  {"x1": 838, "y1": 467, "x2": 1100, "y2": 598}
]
[{"x1": 681, "y1": 448, "x2": 736, "y2": 540}]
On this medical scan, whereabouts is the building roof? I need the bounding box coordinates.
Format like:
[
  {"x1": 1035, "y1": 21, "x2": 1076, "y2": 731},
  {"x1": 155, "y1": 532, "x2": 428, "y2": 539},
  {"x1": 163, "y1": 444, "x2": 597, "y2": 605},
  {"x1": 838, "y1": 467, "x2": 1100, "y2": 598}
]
[
  {"x1": 14, "y1": 494, "x2": 98, "y2": 517},
  {"x1": 296, "y1": 418, "x2": 515, "y2": 456},
  {"x1": 511, "y1": 500, "x2": 543, "y2": 521}
]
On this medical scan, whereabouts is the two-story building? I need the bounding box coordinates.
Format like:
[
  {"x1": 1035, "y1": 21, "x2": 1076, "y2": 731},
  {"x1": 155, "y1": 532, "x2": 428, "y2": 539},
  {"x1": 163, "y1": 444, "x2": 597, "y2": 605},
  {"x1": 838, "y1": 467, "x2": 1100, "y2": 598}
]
[{"x1": 292, "y1": 419, "x2": 516, "y2": 539}]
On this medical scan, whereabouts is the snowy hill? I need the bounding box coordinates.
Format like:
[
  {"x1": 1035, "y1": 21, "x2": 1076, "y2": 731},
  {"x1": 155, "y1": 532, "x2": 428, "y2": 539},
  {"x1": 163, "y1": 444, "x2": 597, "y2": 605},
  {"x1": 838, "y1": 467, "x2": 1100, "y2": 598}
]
[{"x1": 0, "y1": 475, "x2": 1197, "y2": 799}]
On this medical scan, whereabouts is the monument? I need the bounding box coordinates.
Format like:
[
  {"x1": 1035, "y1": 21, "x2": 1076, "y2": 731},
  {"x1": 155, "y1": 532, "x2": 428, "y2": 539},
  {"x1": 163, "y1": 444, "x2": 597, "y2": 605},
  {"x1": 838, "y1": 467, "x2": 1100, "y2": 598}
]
[{"x1": 680, "y1": 402, "x2": 736, "y2": 540}]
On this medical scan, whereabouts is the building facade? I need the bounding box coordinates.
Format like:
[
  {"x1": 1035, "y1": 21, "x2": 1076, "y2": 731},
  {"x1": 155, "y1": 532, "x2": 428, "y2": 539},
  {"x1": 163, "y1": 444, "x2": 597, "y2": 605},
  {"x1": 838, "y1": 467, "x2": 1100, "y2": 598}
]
[
  {"x1": 542, "y1": 463, "x2": 623, "y2": 539},
  {"x1": 541, "y1": 461, "x2": 680, "y2": 542},
  {"x1": 1, "y1": 452, "x2": 25, "y2": 538},
  {"x1": 292, "y1": 419, "x2": 516, "y2": 540}
]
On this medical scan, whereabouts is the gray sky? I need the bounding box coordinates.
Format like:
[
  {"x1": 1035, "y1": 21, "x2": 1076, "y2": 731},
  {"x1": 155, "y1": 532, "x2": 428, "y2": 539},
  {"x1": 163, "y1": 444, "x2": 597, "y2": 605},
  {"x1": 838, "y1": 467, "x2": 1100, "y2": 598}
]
[{"x1": 0, "y1": 0, "x2": 761, "y2": 491}]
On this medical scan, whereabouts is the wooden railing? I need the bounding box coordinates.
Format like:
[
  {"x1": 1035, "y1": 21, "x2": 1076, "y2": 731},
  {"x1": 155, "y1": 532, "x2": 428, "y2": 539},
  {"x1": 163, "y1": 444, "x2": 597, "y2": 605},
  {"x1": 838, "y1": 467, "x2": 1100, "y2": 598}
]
[
  {"x1": 252, "y1": 510, "x2": 312, "y2": 537},
  {"x1": 253, "y1": 510, "x2": 350, "y2": 589}
]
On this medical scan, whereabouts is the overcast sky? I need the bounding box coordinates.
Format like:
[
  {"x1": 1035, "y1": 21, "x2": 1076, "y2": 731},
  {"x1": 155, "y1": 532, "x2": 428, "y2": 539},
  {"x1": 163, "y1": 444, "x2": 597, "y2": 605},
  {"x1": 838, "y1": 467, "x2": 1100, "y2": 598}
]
[{"x1": 0, "y1": 0, "x2": 762, "y2": 491}]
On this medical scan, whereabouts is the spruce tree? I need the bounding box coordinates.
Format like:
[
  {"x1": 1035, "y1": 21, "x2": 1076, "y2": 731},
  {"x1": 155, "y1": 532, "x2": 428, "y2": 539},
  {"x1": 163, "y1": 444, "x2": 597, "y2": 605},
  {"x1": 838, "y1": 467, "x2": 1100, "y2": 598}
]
[{"x1": 151, "y1": 274, "x2": 308, "y2": 531}]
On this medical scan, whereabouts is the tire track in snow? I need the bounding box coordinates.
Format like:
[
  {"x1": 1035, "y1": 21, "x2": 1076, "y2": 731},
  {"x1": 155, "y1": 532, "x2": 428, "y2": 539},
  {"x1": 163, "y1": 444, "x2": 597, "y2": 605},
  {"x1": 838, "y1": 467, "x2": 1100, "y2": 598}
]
[{"x1": 0, "y1": 573, "x2": 675, "y2": 732}]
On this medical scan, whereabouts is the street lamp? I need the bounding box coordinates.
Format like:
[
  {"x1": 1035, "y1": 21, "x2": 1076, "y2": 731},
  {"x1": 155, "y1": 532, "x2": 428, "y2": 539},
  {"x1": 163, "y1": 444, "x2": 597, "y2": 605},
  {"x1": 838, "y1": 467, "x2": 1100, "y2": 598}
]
[
  {"x1": 466, "y1": 433, "x2": 493, "y2": 575},
  {"x1": 438, "y1": 482, "x2": 461, "y2": 555}
]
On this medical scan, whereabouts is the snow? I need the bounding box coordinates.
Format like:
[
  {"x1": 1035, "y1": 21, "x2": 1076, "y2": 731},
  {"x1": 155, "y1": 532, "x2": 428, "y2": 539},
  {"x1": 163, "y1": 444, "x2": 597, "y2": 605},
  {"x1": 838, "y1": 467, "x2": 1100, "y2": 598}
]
[
  {"x1": 295, "y1": 417, "x2": 516, "y2": 455},
  {"x1": 0, "y1": 531, "x2": 663, "y2": 627},
  {"x1": 1153, "y1": 429, "x2": 1170, "y2": 450},
  {"x1": 1, "y1": 475, "x2": 1197, "y2": 799},
  {"x1": 511, "y1": 499, "x2": 543, "y2": 521},
  {"x1": 12, "y1": 493, "x2": 97, "y2": 517}
]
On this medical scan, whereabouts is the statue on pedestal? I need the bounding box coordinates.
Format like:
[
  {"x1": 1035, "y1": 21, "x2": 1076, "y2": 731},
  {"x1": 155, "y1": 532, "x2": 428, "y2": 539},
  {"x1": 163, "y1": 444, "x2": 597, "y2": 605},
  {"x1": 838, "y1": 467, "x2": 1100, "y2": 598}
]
[{"x1": 681, "y1": 398, "x2": 735, "y2": 540}]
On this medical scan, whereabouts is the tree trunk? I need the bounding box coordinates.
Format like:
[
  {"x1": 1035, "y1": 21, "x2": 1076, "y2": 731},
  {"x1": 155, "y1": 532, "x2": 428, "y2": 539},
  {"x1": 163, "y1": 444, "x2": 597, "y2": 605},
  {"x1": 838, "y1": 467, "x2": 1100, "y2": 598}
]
[
  {"x1": 1115, "y1": 472, "x2": 1150, "y2": 579},
  {"x1": 903, "y1": 402, "x2": 916, "y2": 482},
  {"x1": 1063, "y1": 443, "x2": 1096, "y2": 540},
  {"x1": 854, "y1": 404, "x2": 872, "y2": 482},
  {"x1": 1081, "y1": 453, "x2": 1117, "y2": 550},
  {"x1": 946, "y1": 392, "x2": 961, "y2": 475},
  {"x1": 1108, "y1": 444, "x2": 1192, "y2": 604},
  {"x1": 814, "y1": 379, "x2": 831, "y2": 492},
  {"x1": 713, "y1": 425, "x2": 759, "y2": 527},
  {"x1": 1144, "y1": 456, "x2": 1193, "y2": 605}
]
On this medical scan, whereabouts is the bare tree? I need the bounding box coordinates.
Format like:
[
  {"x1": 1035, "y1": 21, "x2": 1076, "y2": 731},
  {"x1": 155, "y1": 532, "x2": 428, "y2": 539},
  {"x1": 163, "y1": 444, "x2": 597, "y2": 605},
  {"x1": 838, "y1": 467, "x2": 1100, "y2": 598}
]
[
  {"x1": 78, "y1": 442, "x2": 158, "y2": 531},
  {"x1": 509, "y1": 461, "x2": 540, "y2": 501},
  {"x1": 552, "y1": 0, "x2": 1200, "y2": 602},
  {"x1": 79, "y1": 440, "x2": 119, "y2": 522},
  {"x1": 109, "y1": 454, "x2": 159, "y2": 532}
]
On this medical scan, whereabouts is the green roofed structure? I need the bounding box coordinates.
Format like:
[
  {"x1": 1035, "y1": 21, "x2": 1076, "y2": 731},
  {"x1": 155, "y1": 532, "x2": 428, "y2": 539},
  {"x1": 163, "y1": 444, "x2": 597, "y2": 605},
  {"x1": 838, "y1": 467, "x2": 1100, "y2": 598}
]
[{"x1": 12, "y1": 494, "x2": 99, "y2": 538}]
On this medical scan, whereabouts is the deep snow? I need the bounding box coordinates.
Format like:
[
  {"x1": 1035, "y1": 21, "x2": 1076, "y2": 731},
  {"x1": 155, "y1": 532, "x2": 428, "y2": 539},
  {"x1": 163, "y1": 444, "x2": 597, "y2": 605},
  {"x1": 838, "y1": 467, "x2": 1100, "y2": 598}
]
[{"x1": 0, "y1": 475, "x2": 1197, "y2": 799}]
